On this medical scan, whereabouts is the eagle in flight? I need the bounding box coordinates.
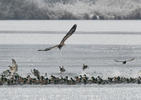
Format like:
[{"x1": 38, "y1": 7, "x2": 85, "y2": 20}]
[{"x1": 38, "y1": 24, "x2": 77, "y2": 51}]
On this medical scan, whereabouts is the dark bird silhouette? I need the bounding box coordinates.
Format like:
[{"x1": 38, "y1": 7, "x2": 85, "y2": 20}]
[
  {"x1": 38, "y1": 24, "x2": 77, "y2": 51},
  {"x1": 31, "y1": 69, "x2": 40, "y2": 80},
  {"x1": 59, "y1": 66, "x2": 66, "y2": 73},
  {"x1": 83, "y1": 64, "x2": 88, "y2": 70},
  {"x1": 114, "y1": 58, "x2": 135, "y2": 64}
]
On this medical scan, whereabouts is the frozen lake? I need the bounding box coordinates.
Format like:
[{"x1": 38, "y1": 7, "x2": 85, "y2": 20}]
[
  {"x1": 0, "y1": 20, "x2": 141, "y2": 100},
  {"x1": 1, "y1": 85, "x2": 141, "y2": 100}
]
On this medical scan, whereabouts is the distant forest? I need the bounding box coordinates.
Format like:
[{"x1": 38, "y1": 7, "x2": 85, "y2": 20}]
[{"x1": 0, "y1": 0, "x2": 141, "y2": 20}]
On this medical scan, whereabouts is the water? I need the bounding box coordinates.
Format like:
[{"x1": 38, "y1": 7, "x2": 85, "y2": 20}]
[{"x1": 0, "y1": 44, "x2": 141, "y2": 78}]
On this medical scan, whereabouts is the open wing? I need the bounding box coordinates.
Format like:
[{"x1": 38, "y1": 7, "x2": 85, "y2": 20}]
[
  {"x1": 38, "y1": 24, "x2": 77, "y2": 51},
  {"x1": 114, "y1": 59, "x2": 124, "y2": 62},
  {"x1": 114, "y1": 58, "x2": 135, "y2": 62},
  {"x1": 126, "y1": 58, "x2": 135, "y2": 62},
  {"x1": 38, "y1": 45, "x2": 59, "y2": 51},
  {"x1": 59, "y1": 24, "x2": 77, "y2": 46}
]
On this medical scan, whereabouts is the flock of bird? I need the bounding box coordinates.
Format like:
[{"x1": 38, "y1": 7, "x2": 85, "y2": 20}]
[
  {"x1": 1, "y1": 58, "x2": 89, "y2": 77},
  {"x1": 0, "y1": 24, "x2": 136, "y2": 84},
  {"x1": 0, "y1": 59, "x2": 140, "y2": 85}
]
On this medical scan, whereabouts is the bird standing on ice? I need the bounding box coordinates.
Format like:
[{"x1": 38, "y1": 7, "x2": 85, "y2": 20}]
[
  {"x1": 8, "y1": 59, "x2": 18, "y2": 75},
  {"x1": 31, "y1": 69, "x2": 40, "y2": 80},
  {"x1": 38, "y1": 24, "x2": 77, "y2": 51}
]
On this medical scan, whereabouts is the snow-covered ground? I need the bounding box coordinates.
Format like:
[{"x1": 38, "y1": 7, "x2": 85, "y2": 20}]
[{"x1": 1, "y1": 85, "x2": 141, "y2": 100}]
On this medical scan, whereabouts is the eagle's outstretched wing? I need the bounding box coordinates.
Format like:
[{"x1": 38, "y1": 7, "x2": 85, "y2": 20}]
[
  {"x1": 59, "y1": 24, "x2": 77, "y2": 46},
  {"x1": 38, "y1": 24, "x2": 77, "y2": 51},
  {"x1": 126, "y1": 58, "x2": 135, "y2": 62},
  {"x1": 114, "y1": 59, "x2": 124, "y2": 62},
  {"x1": 38, "y1": 45, "x2": 59, "y2": 51},
  {"x1": 114, "y1": 58, "x2": 135, "y2": 62}
]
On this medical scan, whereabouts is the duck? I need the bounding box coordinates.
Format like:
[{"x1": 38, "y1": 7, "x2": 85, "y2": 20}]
[
  {"x1": 1, "y1": 70, "x2": 11, "y2": 77},
  {"x1": 31, "y1": 69, "x2": 40, "y2": 80}
]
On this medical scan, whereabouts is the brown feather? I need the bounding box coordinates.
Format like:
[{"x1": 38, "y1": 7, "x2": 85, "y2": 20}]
[
  {"x1": 38, "y1": 45, "x2": 59, "y2": 51},
  {"x1": 59, "y1": 24, "x2": 77, "y2": 46}
]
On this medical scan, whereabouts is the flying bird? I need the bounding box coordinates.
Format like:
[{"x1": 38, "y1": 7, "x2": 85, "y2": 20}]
[
  {"x1": 114, "y1": 58, "x2": 135, "y2": 64},
  {"x1": 82, "y1": 64, "x2": 88, "y2": 70},
  {"x1": 38, "y1": 24, "x2": 77, "y2": 51}
]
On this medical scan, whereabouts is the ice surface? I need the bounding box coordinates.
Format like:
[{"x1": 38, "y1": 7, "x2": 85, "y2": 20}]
[
  {"x1": 0, "y1": 20, "x2": 141, "y2": 99},
  {"x1": 0, "y1": 20, "x2": 141, "y2": 44},
  {"x1": 1, "y1": 85, "x2": 141, "y2": 100}
]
